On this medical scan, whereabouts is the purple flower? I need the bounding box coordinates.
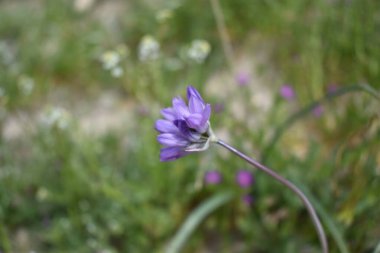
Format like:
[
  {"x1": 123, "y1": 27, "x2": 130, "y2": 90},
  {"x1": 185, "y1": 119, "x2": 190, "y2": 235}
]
[
  {"x1": 280, "y1": 85, "x2": 295, "y2": 100},
  {"x1": 204, "y1": 170, "x2": 222, "y2": 185},
  {"x1": 235, "y1": 71, "x2": 250, "y2": 86},
  {"x1": 213, "y1": 103, "x2": 224, "y2": 113},
  {"x1": 155, "y1": 86, "x2": 215, "y2": 161},
  {"x1": 327, "y1": 84, "x2": 338, "y2": 94},
  {"x1": 236, "y1": 170, "x2": 254, "y2": 188},
  {"x1": 242, "y1": 194, "x2": 254, "y2": 205},
  {"x1": 312, "y1": 105, "x2": 324, "y2": 117}
]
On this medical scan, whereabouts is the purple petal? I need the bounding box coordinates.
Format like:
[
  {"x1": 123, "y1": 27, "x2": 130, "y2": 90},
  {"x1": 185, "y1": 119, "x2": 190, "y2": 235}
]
[
  {"x1": 200, "y1": 104, "x2": 211, "y2": 127},
  {"x1": 161, "y1": 107, "x2": 177, "y2": 121},
  {"x1": 160, "y1": 147, "x2": 187, "y2": 162},
  {"x1": 172, "y1": 97, "x2": 190, "y2": 118},
  {"x1": 155, "y1": 119, "x2": 178, "y2": 133},
  {"x1": 175, "y1": 120, "x2": 201, "y2": 141},
  {"x1": 157, "y1": 133, "x2": 189, "y2": 147},
  {"x1": 187, "y1": 86, "x2": 204, "y2": 102},
  {"x1": 185, "y1": 113, "x2": 203, "y2": 130},
  {"x1": 189, "y1": 96, "x2": 205, "y2": 114}
]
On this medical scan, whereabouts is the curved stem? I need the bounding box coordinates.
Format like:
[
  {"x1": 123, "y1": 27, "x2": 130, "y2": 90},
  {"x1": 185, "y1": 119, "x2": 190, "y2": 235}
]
[{"x1": 216, "y1": 139, "x2": 329, "y2": 253}]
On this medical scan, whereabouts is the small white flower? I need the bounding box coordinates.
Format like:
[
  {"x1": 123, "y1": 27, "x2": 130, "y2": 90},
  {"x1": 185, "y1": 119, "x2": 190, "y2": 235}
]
[
  {"x1": 73, "y1": 0, "x2": 94, "y2": 12},
  {"x1": 40, "y1": 107, "x2": 72, "y2": 130},
  {"x1": 138, "y1": 35, "x2": 160, "y2": 62},
  {"x1": 111, "y1": 67, "x2": 123, "y2": 78},
  {"x1": 156, "y1": 9, "x2": 173, "y2": 23},
  {"x1": 100, "y1": 51, "x2": 120, "y2": 70},
  {"x1": 187, "y1": 39, "x2": 211, "y2": 64},
  {"x1": 115, "y1": 44, "x2": 129, "y2": 58},
  {"x1": 36, "y1": 187, "x2": 49, "y2": 202},
  {"x1": 18, "y1": 76, "x2": 34, "y2": 96}
]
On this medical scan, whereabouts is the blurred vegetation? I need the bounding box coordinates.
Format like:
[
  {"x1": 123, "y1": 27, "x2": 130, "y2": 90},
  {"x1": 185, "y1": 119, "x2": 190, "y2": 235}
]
[{"x1": 0, "y1": 0, "x2": 379, "y2": 252}]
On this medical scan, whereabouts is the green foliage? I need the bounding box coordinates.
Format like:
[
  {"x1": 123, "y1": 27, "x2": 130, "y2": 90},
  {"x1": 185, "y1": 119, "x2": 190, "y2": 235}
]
[{"x1": 1, "y1": 0, "x2": 379, "y2": 252}]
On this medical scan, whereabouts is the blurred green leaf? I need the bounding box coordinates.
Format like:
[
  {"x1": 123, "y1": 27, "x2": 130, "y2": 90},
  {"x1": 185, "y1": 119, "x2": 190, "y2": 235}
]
[
  {"x1": 165, "y1": 192, "x2": 234, "y2": 253},
  {"x1": 262, "y1": 83, "x2": 380, "y2": 163}
]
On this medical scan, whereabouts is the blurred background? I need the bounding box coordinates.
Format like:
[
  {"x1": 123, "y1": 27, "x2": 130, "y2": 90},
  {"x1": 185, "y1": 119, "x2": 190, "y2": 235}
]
[{"x1": 0, "y1": 0, "x2": 379, "y2": 252}]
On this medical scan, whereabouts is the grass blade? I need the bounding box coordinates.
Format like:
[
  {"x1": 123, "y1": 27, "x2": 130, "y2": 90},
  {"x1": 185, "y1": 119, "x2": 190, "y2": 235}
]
[
  {"x1": 374, "y1": 241, "x2": 380, "y2": 253},
  {"x1": 165, "y1": 192, "x2": 234, "y2": 253}
]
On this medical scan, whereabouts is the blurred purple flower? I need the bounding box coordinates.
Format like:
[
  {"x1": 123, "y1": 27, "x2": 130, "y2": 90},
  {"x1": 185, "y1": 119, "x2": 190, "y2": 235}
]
[
  {"x1": 236, "y1": 170, "x2": 254, "y2": 188},
  {"x1": 155, "y1": 86, "x2": 213, "y2": 161},
  {"x1": 280, "y1": 85, "x2": 295, "y2": 100},
  {"x1": 204, "y1": 170, "x2": 222, "y2": 185},
  {"x1": 213, "y1": 103, "x2": 225, "y2": 113},
  {"x1": 242, "y1": 194, "x2": 254, "y2": 205},
  {"x1": 327, "y1": 84, "x2": 338, "y2": 94},
  {"x1": 235, "y1": 71, "x2": 250, "y2": 86},
  {"x1": 312, "y1": 105, "x2": 324, "y2": 117}
]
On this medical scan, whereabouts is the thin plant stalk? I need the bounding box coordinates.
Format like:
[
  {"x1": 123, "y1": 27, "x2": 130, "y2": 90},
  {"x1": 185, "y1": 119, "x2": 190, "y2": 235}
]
[
  {"x1": 216, "y1": 139, "x2": 329, "y2": 253},
  {"x1": 209, "y1": 0, "x2": 235, "y2": 72}
]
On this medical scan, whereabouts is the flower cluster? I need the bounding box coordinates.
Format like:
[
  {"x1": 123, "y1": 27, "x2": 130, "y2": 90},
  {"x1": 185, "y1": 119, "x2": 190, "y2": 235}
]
[
  {"x1": 236, "y1": 170, "x2": 254, "y2": 188},
  {"x1": 280, "y1": 84, "x2": 295, "y2": 101},
  {"x1": 100, "y1": 45, "x2": 128, "y2": 78},
  {"x1": 235, "y1": 71, "x2": 250, "y2": 86},
  {"x1": 204, "y1": 170, "x2": 222, "y2": 185},
  {"x1": 187, "y1": 39, "x2": 211, "y2": 64},
  {"x1": 156, "y1": 9, "x2": 173, "y2": 23},
  {"x1": 40, "y1": 106, "x2": 72, "y2": 130},
  {"x1": 155, "y1": 86, "x2": 213, "y2": 161},
  {"x1": 138, "y1": 35, "x2": 160, "y2": 62}
]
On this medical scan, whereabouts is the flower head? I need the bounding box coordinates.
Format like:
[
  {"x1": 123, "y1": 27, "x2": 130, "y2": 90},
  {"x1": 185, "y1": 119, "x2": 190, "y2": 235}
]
[
  {"x1": 204, "y1": 170, "x2": 222, "y2": 185},
  {"x1": 40, "y1": 106, "x2": 72, "y2": 130},
  {"x1": 155, "y1": 86, "x2": 215, "y2": 161},
  {"x1": 156, "y1": 9, "x2": 173, "y2": 23},
  {"x1": 138, "y1": 35, "x2": 160, "y2": 62},
  {"x1": 280, "y1": 85, "x2": 295, "y2": 101},
  {"x1": 235, "y1": 71, "x2": 250, "y2": 86},
  {"x1": 100, "y1": 50, "x2": 121, "y2": 70},
  {"x1": 312, "y1": 104, "x2": 324, "y2": 117},
  {"x1": 187, "y1": 39, "x2": 211, "y2": 64},
  {"x1": 236, "y1": 170, "x2": 254, "y2": 188},
  {"x1": 242, "y1": 194, "x2": 254, "y2": 205},
  {"x1": 327, "y1": 84, "x2": 338, "y2": 94},
  {"x1": 213, "y1": 103, "x2": 224, "y2": 113}
]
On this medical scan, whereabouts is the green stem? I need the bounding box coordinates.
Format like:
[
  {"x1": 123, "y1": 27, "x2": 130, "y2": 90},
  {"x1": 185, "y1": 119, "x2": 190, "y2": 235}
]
[{"x1": 217, "y1": 139, "x2": 329, "y2": 253}]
